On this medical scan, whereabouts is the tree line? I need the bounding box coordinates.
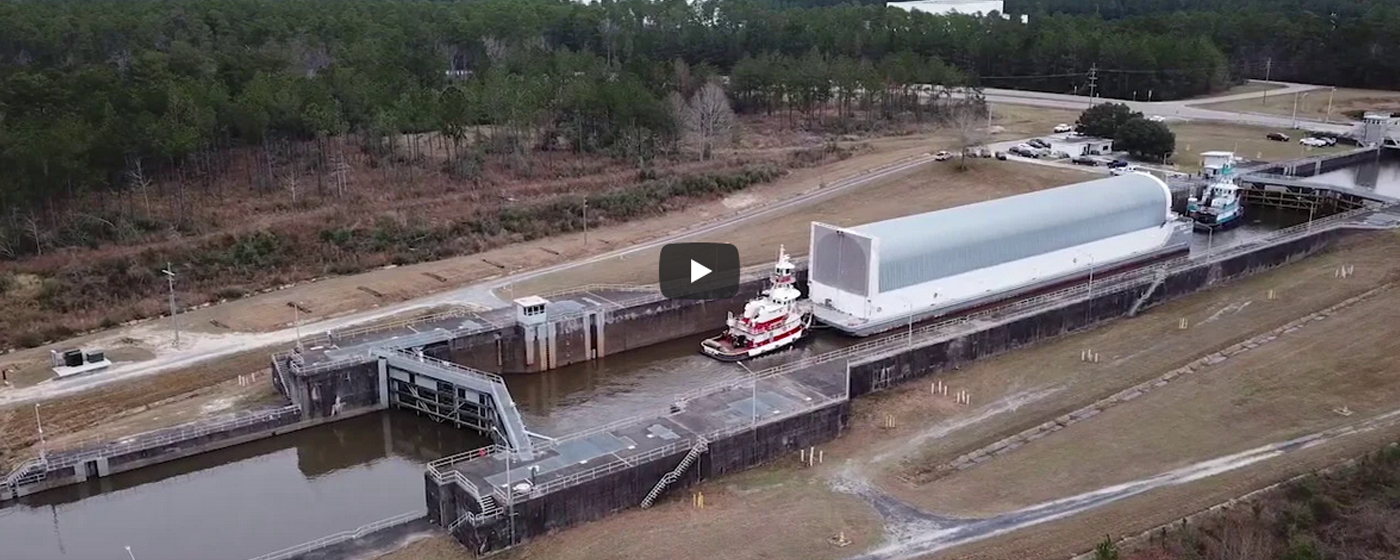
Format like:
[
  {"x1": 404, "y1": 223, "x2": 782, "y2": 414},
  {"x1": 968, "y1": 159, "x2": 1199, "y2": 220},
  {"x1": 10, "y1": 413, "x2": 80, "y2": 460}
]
[
  {"x1": 1007, "y1": 0, "x2": 1400, "y2": 90},
  {"x1": 0, "y1": 0, "x2": 1245, "y2": 241}
]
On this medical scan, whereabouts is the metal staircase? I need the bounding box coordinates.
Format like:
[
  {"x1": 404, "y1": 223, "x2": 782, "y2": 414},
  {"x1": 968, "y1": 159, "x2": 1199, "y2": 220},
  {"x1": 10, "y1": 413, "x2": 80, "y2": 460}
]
[
  {"x1": 447, "y1": 493, "x2": 503, "y2": 531},
  {"x1": 375, "y1": 349, "x2": 535, "y2": 461},
  {"x1": 1128, "y1": 267, "x2": 1170, "y2": 317},
  {"x1": 4, "y1": 457, "x2": 49, "y2": 491},
  {"x1": 640, "y1": 437, "x2": 708, "y2": 509}
]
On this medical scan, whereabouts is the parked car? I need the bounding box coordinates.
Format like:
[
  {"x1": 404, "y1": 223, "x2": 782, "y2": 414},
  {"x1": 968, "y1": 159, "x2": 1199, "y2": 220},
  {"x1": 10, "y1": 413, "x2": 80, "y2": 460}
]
[
  {"x1": 1147, "y1": 115, "x2": 1166, "y2": 123},
  {"x1": 994, "y1": 151, "x2": 1008, "y2": 160},
  {"x1": 1300, "y1": 137, "x2": 1328, "y2": 147},
  {"x1": 1010, "y1": 145, "x2": 1039, "y2": 158},
  {"x1": 1266, "y1": 132, "x2": 1290, "y2": 142},
  {"x1": 1028, "y1": 138, "x2": 1051, "y2": 149},
  {"x1": 1071, "y1": 156, "x2": 1099, "y2": 166},
  {"x1": 1107, "y1": 159, "x2": 1129, "y2": 169},
  {"x1": 933, "y1": 150, "x2": 953, "y2": 161},
  {"x1": 1053, "y1": 123, "x2": 1074, "y2": 133},
  {"x1": 1110, "y1": 165, "x2": 1141, "y2": 176}
]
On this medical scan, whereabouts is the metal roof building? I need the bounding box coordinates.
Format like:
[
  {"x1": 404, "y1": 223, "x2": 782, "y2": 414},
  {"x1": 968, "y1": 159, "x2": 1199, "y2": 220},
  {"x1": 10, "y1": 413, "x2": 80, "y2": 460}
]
[{"x1": 810, "y1": 173, "x2": 1189, "y2": 335}]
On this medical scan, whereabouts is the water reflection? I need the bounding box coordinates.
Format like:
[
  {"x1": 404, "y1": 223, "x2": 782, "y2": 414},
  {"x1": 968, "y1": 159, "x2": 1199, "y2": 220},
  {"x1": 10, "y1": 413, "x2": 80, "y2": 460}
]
[
  {"x1": 1307, "y1": 150, "x2": 1400, "y2": 198},
  {"x1": 0, "y1": 412, "x2": 486, "y2": 560}
]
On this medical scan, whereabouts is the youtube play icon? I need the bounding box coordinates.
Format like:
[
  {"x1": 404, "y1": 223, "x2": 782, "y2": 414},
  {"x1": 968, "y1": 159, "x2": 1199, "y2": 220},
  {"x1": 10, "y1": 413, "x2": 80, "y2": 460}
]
[{"x1": 659, "y1": 243, "x2": 740, "y2": 301}]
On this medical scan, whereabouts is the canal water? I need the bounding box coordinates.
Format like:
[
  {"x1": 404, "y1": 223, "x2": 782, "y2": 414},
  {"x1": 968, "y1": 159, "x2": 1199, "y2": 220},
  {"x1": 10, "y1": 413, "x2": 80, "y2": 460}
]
[
  {"x1": 1306, "y1": 150, "x2": 1400, "y2": 199},
  {"x1": 0, "y1": 412, "x2": 485, "y2": 560},
  {"x1": 0, "y1": 207, "x2": 1310, "y2": 560}
]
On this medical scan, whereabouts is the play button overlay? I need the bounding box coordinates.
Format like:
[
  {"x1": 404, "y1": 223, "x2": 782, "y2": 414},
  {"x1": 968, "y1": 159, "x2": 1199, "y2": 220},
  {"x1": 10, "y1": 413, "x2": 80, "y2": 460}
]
[
  {"x1": 660, "y1": 243, "x2": 740, "y2": 301},
  {"x1": 691, "y1": 260, "x2": 712, "y2": 283}
]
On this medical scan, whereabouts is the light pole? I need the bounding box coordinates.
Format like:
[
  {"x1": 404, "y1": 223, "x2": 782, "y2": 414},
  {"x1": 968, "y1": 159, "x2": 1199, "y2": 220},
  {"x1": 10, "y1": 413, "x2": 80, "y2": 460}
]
[
  {"x1": 161, "y1": 263, "x2": 179, "y2": 347},
  {"x1": 293, "y1": 302, "x2": 303, "y2": 351},
  {"x1": 34, "y1": 403, "x2": 46, "y2": 461},
  {"x1": 582, "y1": 195, "x2": 589, "y2": 246},
  {"x1": 738, "y1": 361, "x2": 757, "y2": 429},
  {"x1": 1291, "y1": 91, "x2": 1310, "y2": 129},
  {"x1": 1086, "y1": 253, "x2": 1095, "y2": 323},
  {"x1": 1325, "y1": 87, "x2": 1336, "y2": 123},
  {"x1": 907, "y1": 300, "x2": 914, "y2": 347},
  {"x1": 125, "y1": 546, "x2": 137, "y2": 560}
]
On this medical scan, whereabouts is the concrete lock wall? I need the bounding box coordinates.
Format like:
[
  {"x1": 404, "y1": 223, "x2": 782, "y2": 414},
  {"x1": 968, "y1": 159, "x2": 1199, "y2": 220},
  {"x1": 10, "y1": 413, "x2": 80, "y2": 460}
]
[
  {"x1": 3, "y1": 408, "x2": 327, "y2": 503},
  {"x1": 849, "y1": 228, "x2": 1349, "y2": 397},
  {"x1": 296, "y1": 361, "x2": 383, "y2": 419},
  {"x1": 444, "y1": 400, "x2": 848, "y2": 555},
  {"x1": 446, "y1": 275, "x2": 790, "y2": 375}
]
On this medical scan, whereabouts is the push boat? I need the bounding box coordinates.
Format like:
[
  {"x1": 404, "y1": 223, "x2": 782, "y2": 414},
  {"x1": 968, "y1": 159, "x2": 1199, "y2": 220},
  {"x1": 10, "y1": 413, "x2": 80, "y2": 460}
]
[
  {"x1": 700, "y1": 247, "x2": 813, "y2": 362},
  {"x1": 1187, "y1": 177, "x2": 1244, "y2": 231}
]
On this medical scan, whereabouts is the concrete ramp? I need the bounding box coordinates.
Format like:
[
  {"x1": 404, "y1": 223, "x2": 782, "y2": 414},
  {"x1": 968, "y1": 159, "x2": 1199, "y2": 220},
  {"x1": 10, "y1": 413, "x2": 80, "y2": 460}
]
[{"x1": 373, "y1": 349, "x2": 534, "y2": 460}]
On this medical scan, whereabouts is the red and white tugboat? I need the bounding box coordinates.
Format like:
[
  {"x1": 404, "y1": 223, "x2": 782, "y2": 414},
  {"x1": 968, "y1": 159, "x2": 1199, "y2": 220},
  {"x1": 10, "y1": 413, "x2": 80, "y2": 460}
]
[{"x1": 701, "y1": 247, "x2": 812, "y2": 362}]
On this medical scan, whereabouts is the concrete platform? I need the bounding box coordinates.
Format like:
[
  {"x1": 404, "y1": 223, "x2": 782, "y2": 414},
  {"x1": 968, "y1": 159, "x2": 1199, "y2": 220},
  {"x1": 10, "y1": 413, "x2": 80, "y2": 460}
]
[
  {"x1": 447, "y1": 359, "x2": 847, "y2": 502},
  {"x1": 293, "y1": 287, "x2": 659, "y2": 371}
]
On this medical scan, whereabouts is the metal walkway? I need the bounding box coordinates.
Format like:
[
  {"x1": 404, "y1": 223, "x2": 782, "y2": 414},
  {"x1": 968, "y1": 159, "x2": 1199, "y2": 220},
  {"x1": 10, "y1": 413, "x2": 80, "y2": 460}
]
[{"x1": 373, "y1": 349, "x2": 535, "y2": 460}]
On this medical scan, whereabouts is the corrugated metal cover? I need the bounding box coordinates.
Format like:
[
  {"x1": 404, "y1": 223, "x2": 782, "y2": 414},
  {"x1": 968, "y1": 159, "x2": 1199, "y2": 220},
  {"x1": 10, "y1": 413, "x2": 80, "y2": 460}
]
[
  {"x1": 811, "y1": 223, "x2": 873, "y2": 296},
  {"x1": 851, "y1": 173, "x2": 1170, "y2": 293}
]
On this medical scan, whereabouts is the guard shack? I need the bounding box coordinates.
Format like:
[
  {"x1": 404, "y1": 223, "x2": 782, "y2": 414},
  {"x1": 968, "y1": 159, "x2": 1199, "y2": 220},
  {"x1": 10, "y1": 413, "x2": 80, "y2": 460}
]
[{"x1": 514, "y1": 296, "x2": 556, "y2": 370}]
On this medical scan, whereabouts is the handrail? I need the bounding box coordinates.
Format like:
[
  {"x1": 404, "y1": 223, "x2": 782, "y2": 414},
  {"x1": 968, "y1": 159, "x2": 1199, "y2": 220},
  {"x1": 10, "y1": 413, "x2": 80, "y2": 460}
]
[
  {"x1": 246, "y1": 510, "x2": 424, "y2": 560},
  {"x1": 21, "y1": 405, "x2": 302, "y2": 472}
]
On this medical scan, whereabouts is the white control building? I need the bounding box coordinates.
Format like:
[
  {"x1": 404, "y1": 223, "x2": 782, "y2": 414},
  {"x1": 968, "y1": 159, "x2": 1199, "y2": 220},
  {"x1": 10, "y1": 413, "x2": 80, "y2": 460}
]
[{"x1": 809, "y1": 173, "x2": 1191, "y2": 335}]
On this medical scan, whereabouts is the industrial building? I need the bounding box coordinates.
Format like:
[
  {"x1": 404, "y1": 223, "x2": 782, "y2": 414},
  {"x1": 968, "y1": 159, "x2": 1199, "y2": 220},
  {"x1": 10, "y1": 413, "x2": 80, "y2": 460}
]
[
  {"x1": 1048, "y1": 135, "x2": 1114, "y2": 158},
  {"x1": 809, "y1": 173, "x2": 1192, "y2": 335}
]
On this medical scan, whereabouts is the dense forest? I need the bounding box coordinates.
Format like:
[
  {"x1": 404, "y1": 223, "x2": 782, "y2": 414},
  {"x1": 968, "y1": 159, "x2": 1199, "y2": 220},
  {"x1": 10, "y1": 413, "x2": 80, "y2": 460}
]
[
  {"x1": 0, "y1": 0, "x2": 1233, "y2": 227},
  {"x1": 1006, "y1": 0, "x2": 1400, "y2": 90}
]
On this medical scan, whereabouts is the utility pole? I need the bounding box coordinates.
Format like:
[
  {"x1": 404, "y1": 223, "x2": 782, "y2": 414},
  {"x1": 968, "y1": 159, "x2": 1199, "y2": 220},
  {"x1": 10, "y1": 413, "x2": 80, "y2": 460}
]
[
  {"x1": 582, "y1": 195, "x2": 588, "y2": 246},
  {"x1": 1087, "y1": 64, "x2": 1098, "y2": 106},
  {"x1": 125, "y1": 546, "x2": 137, "y2": 560},
  {"x1": 1148, "y1": 89, "x2": 1154, "y2": 102},
  {"x1": 162, "y1": 262, "x2": 180, "y2": 347},
  {"x1": 1262, "y1": 58, "x2": 1273, "y2": 104}
]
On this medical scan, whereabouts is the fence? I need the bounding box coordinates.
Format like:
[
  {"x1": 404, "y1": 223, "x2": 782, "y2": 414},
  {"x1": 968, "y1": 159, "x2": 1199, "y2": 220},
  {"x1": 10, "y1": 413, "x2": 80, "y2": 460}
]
[
  {"x1": 36, "y1": 405, "x2": 302, "y2": 472},
  {"x1": 246, "y1": 510, "x2": 424, "y2": 560}
]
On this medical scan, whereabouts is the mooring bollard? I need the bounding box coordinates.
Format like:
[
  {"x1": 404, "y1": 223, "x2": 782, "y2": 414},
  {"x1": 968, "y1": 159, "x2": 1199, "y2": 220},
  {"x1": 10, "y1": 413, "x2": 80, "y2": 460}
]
[{"x1": 1267, "y1": 289, "x2": 1276, "y2": 300}]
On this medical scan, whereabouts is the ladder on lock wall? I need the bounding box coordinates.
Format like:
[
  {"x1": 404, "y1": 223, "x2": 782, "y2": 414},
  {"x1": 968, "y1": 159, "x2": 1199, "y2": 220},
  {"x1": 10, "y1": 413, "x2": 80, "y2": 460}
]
[
  {"x1": 1128, "y1": 266, "x2": 1171, "y2": 318},
  {"x1": 641, "y1": 437, "x2": 708, "y2": 509}
]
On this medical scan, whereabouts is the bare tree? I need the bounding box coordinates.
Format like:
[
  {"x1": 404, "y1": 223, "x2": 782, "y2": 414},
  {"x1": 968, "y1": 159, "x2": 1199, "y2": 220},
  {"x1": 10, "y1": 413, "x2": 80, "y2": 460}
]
[
  {"x1": 1207, "y1": 516, "x2": 1276, "y2": 560},
  {"x1": 948, "y1": 99, "x2": 988, "y2": 170},
  {"x1": 126, "y1": 156, "x2": 154, "y2": 218},
  {"x1": 482, "y1": 37, "x2": 508, "y2": 66},
  {"x1": 682, "y1": 82, "x2": 736, "y2": 161}
]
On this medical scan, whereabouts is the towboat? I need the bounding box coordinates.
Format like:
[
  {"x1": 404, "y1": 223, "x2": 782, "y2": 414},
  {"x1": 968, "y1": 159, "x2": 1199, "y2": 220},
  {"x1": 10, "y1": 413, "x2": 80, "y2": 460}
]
[
  {"x1": 1188, "y1": 178, "x2": 1244, "y2": 231},
  {"x1": 701, "y1": 247, "x2": 813, "y2": 362}
]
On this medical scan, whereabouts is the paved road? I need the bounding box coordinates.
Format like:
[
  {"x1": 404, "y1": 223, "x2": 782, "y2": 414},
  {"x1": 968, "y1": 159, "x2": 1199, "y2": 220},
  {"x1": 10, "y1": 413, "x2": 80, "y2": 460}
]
[{"x1": 982, "y1": 80, "x2": 1352, "y2": 134}]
